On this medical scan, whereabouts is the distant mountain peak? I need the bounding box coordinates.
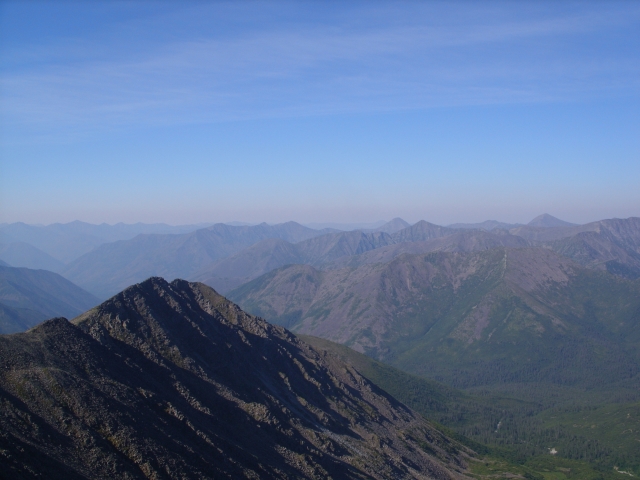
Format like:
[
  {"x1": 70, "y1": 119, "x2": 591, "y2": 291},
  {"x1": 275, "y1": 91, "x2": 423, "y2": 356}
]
[
  {"x1": 370, "y1": 217, "x2": 410, "y2": 234},
  {"x1": 527, "y1": 213, "x2": 576, "y2": 228}
]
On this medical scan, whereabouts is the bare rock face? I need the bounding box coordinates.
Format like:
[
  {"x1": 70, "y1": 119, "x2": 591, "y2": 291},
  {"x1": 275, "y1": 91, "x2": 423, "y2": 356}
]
[{"x1": 0, "y1": 277, "x2": 472, "y2": 479}]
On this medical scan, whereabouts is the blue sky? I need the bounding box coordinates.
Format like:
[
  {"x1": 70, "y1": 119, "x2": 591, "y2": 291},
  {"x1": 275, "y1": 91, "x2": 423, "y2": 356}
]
[{"x1": 1, "y1": 1, "x2": 639, "y2": 226}]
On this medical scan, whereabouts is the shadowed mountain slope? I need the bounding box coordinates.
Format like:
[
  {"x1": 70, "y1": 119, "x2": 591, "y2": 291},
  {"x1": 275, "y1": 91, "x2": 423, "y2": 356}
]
[
  {"x1": 194, "y1": 227, "x2": 509, "y2": 295},
  {"x1": 295, "y1": 230, "x2": 395, "y2": 264},
  {"x1": 0, "y1": 221, "x2": 209, "y2": 263},
  {"x1": 551, "y1": 230, "x2": 640, "y2": 278},
  {"x1": 0, "y1": 278, "x2": 472, "y2": 479},
  {"x1": 0, "y1": 302, "x2": 44, "y2": 335},
  {"x1": 229, "y1": 247, "x2": 640, "y2": 391},
  {"x1": 299, "y1": 335, "x2": 640, "y2": 476},
  {"x1": 510, "y1": 216, "x2": 640, "y2": 243},
  {"x1": 192, "y1": 230, "x2": 396, "y2": 294},
  {"x1": 325, "y1": 230, "x2": 530, "y2": 270},
  {"x1": 0, "y1": 222, "x2": 111, "y2": 263},
  {"x1": 556, "y1": 218, "x2": 640, "y2": 277},
  {"x1": 507, "y1": 217, "x2": 640, "y2": 278},
  {"x1": 0, "y1": 242, "x2": 65, "y2": 272},
  {"x1": 62, "y1": 222, "x2": 332, "y2": 299},
  {"x1": 192, "y1": 238, "x2": 304, "y2": 293},
  {"x1": 0, "y1": 266, "x2": 100, "y2": 334}
]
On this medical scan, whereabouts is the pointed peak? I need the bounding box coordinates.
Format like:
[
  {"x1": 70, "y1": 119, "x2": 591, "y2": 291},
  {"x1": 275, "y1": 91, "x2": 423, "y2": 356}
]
[
  {"x1": 410, "y1": 219, "x2": 441, "y2": 228},
  {"x1": 527, "y1": 214, "x2": 576, "y2": 228},
  {"x1": 100, "y1": 276, "x2": 172, "y2": 303},
  {"x1": 371, "y1": 218, "x2": 410, "y2": 234},
  {"x1": 389, "y1": 217, "x2": 408, "y2": 224},
  {"x1": 133, "y1": 276, "x2": 171, "y2": 289}
]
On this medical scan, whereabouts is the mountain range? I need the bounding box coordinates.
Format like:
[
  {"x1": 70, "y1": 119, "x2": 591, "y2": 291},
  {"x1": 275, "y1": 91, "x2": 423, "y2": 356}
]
[
  {"x1": 221, "y1": 228, "x2": 640, "y2": 472},
  {"x1": 2, "y1": 213, "x2": 640, "y2": 476},
  {"x1": 196, "y1": 216, "x2": 640, "y2": 296},
  {"x1": 193, "y1": 230, "x2": 397, "y2": 294},
  {"x1": 0, "y1": 221, "x2": 212, "y2": 264},
  {"x1": 193, "y1": 222, "x2": 514, "y2": 295},
  {"x1": 0, "y1": 278, "x2": 472, "y2": 479},
  {"x1": 228, "y1": 246, "x2": 640, "y2": 393},
  {"x1": 3, "y1": 214, "x2": 639, "y2": 320},
  {"x1": 60, "y1": 222, "x2": 336, "y2": 298}
]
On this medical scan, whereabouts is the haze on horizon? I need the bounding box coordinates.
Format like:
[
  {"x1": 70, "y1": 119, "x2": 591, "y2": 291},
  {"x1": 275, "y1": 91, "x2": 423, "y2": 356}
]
[{"x1": 1, "y1": 1, "x2": 639, "y2": 227}]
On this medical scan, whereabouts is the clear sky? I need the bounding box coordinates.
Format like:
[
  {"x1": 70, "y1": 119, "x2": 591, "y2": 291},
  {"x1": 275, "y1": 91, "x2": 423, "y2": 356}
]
[{"x1": 1, "y1": 1, "x2": 639, "y2": 226}]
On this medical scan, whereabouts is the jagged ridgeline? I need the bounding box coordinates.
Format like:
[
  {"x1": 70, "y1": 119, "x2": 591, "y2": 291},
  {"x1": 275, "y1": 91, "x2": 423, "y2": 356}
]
[{"x1": 0, "y1": 278, "x2": 473, "y2": 479}]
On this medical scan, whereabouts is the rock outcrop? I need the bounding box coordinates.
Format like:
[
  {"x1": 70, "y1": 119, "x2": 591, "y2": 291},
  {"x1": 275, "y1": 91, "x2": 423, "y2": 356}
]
[{"x1": 0, "y1": 277, "x2": 471, "y2": 479}]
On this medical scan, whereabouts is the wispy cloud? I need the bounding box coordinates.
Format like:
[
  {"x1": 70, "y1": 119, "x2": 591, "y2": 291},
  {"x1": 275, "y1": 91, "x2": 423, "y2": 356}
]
[{"x1": 2, "y1": 2, "x2": 639, "y2": 141}]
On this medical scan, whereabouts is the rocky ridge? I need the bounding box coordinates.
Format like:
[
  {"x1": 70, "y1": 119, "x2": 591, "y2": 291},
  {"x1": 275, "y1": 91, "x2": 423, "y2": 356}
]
[{"x1": 0, "y1": 277, "x2": 472, "y2": 479}]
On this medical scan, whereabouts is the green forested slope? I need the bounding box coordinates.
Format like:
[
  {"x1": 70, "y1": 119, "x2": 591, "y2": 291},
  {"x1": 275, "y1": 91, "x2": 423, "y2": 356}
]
[{"x1": 300, "y1": 335, "x2": 640, "y2": 477}]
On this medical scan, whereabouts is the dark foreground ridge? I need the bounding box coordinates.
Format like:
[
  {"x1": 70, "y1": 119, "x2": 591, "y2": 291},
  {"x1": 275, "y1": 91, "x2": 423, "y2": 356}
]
[{"x1": 0, "y1": 277, "x2": 471, "y2": 479}]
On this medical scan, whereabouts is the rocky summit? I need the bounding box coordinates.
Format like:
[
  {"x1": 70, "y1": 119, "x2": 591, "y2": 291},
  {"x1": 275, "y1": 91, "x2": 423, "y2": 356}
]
[{"x1": 0, "y1": 277, "x2": 471, "y2": 479}]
